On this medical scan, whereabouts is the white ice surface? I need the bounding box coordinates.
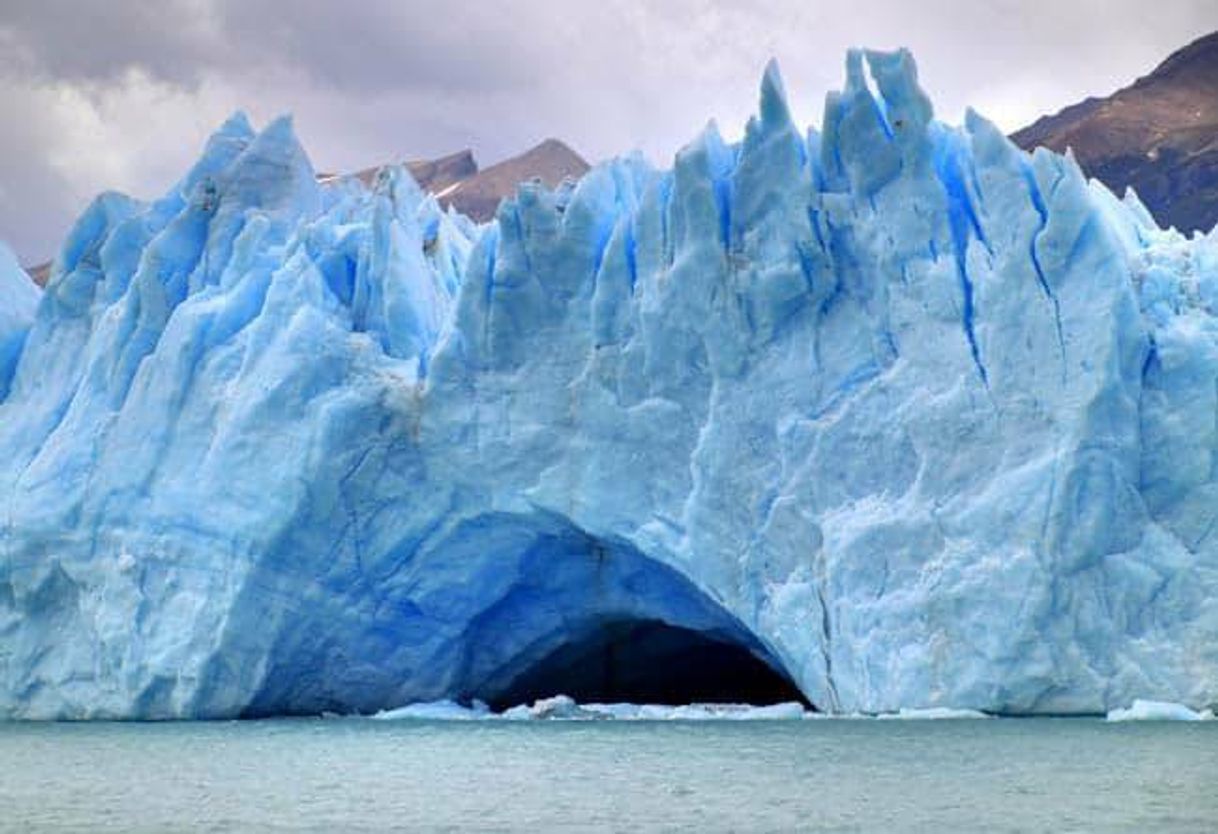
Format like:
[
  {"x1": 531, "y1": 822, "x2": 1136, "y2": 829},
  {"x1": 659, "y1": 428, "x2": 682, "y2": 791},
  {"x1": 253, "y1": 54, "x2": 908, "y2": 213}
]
[{"x1": 1106, "y1": 700, "x2": 1215, "y2": 722}]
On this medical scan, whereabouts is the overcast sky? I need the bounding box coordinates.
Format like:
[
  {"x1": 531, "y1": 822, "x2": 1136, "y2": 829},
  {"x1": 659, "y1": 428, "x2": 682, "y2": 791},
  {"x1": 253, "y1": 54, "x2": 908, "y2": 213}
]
[{"x1": 1, "y1": 1, "x2": 1215, "y2": 264}]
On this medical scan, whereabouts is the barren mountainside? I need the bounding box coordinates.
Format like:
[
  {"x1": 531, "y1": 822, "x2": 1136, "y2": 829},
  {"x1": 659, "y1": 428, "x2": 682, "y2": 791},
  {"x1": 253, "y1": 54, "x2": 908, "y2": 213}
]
[
  {"x1": 320, "y1": 139, "x2": 590, "y2": 222},
  {"x1": 436, "y1": 138, "x2": 591, "y2": 221},
  {"x1": 1013, "y1": 30, "x2": 1218, "y2": 235}
]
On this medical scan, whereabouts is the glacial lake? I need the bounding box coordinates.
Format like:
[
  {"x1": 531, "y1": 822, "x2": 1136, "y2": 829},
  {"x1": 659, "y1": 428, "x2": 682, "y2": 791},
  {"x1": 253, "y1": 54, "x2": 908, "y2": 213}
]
[{"x1": 1, "y1": 716, "x2": 1215, "y2": 832}]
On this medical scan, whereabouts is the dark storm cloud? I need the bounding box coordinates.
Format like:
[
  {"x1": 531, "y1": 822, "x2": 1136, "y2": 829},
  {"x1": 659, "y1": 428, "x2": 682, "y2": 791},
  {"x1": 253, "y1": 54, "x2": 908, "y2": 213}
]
[
  {"x1": 214, "y1": 0, "x2": 550, "y2": 94},
  {"x1": 0, "y1": 0, "x2": 550, "y2": 92},
  {"x1": 0, "y1": 0, "x2": 217, "y2": 84},
  {"x1": 1, "y1": 0, "x2": 1216, "y2": 265}
]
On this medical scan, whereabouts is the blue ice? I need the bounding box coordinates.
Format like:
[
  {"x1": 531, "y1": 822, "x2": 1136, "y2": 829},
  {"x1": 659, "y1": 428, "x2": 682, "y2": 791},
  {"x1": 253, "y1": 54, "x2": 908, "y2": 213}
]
[{"x1": 1, "y1": 50, "x2": 1217, "y2": 719}]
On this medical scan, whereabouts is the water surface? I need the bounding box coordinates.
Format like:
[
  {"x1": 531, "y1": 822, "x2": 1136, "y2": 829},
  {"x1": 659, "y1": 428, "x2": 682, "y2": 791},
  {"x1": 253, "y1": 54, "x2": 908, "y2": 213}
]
[{"x1": 1, "y1": 717, "x2": 1214, "y2": 832}]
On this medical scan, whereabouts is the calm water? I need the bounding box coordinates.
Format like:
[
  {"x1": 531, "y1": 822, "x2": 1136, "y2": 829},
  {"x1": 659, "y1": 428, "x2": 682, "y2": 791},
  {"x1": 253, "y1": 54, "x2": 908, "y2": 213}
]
[{"x1": 1, "y1": 717, "x2": 1215, "y2": 832}]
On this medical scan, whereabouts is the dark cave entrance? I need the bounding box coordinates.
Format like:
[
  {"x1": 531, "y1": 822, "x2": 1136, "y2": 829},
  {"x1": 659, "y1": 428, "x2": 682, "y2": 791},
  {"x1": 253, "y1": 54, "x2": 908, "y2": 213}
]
[
  {"x1": 235, "y1": 510, "x2": 815, "y2": 717},
  {"x1": 481, "y1": 617, "x2": 810, "y2": 711}
]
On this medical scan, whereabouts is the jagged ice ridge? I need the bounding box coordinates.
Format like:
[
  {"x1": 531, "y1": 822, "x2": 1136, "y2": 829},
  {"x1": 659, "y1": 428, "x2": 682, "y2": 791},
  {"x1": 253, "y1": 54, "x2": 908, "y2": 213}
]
[{"x1": 2, "y1": 50, "x2": 1218, "y2": 719}]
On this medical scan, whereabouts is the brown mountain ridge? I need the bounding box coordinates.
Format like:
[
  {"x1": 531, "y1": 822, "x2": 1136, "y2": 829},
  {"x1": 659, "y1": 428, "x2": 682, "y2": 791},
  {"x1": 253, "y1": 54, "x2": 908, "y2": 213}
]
[
  {"x1": 319, "y1": 138, "x2": 590, "y2": 224},
  {"x1": 1012, "y1": 30, "x2": 1218, "y2": 235}
]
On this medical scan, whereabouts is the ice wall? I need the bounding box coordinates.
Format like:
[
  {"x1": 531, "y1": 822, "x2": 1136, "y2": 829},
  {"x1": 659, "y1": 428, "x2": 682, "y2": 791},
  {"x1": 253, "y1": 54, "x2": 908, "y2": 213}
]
[
  {"x1": 0, "y1": 242, "x2": 40, "y2": 400},
  {"x1": 2, "y1": 50, "x2": 1217, "y2": 718}
]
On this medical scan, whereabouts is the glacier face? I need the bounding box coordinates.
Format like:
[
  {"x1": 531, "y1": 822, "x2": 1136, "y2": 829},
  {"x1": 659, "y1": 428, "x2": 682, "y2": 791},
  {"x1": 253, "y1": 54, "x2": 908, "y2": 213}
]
[
  {"x1": 3, "y1": 50, "x2": 1218, "y2": 719},
  {"x1": 0, "y1": 242, "x2": 40, "y2": 401}
]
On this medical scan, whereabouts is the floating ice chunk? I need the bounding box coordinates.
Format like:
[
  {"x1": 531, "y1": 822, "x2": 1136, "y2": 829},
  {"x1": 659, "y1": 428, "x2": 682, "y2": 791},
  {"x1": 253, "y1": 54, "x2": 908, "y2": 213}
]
[
  {"x1": 1106, "y1": 700, "x2": 1211, "y2": 722},
  {"x1": 613, "y1": 702, "x2": 806, "y2": 721},
  {"x1": 371, "y1": 700, "x2": 491, "y2": 721},
  {"x1": 496, "y1": 700, "x2": 810, "y2": 721},
  {"x1": 729, "y1": 702, "x2": 808, "y2": 720},
  {"x1": 521, "y1": 695, "x2": 607, "y2": 720},
  {"x1": 580, "y1": 703, "x2": 645, "y2": 720},
  {"x1": 877, "y1": 708, "x2": 991, "y2": 720}
]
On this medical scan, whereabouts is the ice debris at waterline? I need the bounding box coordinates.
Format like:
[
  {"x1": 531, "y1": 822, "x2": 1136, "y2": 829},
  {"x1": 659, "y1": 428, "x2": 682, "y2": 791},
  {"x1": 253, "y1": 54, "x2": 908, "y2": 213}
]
[
  {"x1": 364, "y1": 697, "x2": 991, "y2": 722},
  {"x1": 3, "y1": 48, "x2": 1218, "y2": 721},
  {"x1": 369, "y1": 696, "x2": 813, "y2": 722},
  {"x1": 1106, "y1": 700, "x2": 1216, "y2": 722}
]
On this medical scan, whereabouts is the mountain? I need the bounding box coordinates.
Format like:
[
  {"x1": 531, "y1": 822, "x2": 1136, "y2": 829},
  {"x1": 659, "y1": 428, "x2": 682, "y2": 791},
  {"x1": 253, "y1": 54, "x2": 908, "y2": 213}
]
[
  {"x1": 2, "y1": 50, "x2": 1218, "y2": 719},
  {"x1": 436, "y1": 138, "x2": 590, "y2": 221},
  {"x1": 320, "y1": 139, "x2": 590, "y2": 222},
  {"x1": 1013, "y1": 30, "x2": 1218, "y2": 234},
  {"x1": 318, "y1": 148, "x2": 478, "y2": 193},
  {"x1": 25, "y1": 262, "x2": 50, "y2": 286}
]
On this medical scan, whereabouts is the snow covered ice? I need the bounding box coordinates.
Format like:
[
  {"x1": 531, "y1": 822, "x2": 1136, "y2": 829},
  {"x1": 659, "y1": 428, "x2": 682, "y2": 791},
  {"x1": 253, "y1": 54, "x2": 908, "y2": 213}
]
[
  {"x1": 2, "y1": 50, "x2": 1218, "y2": 719},
  {"x1": 1106, "y1": 700, "x2": 1215, "y2": 722}
]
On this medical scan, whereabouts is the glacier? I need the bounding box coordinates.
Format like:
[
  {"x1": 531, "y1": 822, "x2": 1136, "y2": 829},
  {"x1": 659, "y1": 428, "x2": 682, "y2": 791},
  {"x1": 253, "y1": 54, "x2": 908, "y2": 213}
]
[
  {"x1": 2, "y1": 49, "x2": 1218, "y2": 719},
  {"x1": 0, "y1": 242, "x2": 40, "y2": 401}
]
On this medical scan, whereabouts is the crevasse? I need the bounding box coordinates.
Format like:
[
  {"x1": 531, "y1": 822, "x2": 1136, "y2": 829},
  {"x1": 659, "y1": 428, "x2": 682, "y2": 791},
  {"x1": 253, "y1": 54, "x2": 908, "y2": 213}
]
[{"x1": 2, "y1": 49, "x2": 1217, "y2": 719}]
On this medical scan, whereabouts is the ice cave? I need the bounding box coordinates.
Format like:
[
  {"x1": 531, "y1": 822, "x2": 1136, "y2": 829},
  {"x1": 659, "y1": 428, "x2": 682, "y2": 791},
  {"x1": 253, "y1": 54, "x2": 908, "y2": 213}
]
[{"x1": 235, "y1": 512, "x2": 806, "y2": 717}]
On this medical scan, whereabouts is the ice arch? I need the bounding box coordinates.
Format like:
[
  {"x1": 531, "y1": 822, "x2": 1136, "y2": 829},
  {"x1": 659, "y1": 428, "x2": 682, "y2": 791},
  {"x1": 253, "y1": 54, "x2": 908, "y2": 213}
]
[{"x1": 233, "y1": 511, "x2": 806, "y2": 716}]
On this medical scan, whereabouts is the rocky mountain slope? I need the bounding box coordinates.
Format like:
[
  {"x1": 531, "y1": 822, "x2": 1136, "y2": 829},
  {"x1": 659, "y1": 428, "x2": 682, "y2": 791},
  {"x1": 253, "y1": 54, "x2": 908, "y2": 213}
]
[
  {"x1": 1013, "y1": 30, "x2": 1218, "y2": 234},
  {"x1": 320, "y1": 139, "x2": 589, "y2": 222},
  {"x1": 434, "y1": 138, "x2": 590, "y2": 221},
  {"x1": 318, "y1": 148, "x2": 478, "y2": 194}
]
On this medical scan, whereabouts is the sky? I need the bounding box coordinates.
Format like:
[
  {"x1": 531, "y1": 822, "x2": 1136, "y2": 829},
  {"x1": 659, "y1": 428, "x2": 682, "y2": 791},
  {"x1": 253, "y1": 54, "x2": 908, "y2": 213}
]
[{"x1": 1, "y1": 1, "x2": 1215, "y2": 265}]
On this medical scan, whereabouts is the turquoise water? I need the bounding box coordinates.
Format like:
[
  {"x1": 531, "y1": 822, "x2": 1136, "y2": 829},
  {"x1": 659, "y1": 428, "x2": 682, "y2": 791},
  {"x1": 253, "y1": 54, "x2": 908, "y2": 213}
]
[{"x1": 1, "y1": 718, "x2": 1215, "y2": 832}]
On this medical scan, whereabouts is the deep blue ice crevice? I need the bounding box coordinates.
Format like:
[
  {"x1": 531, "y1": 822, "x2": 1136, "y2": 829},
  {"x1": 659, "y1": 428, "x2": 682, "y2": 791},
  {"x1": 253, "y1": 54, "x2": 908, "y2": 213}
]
[
  {"x1": 931, "y1": 124, "x2": 990, "y2": 387},
  {"x1": 704, "y1": 124, "x2": 737, "y2": 251},
  {"x1": 1020, "y1": 156, "x2": 1069, "y2": 383}
]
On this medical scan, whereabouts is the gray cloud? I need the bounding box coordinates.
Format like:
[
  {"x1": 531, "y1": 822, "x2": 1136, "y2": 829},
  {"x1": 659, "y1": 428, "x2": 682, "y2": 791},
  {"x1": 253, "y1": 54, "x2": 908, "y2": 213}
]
[
  {"x1": 215, "y1": 1, "x2": 554, "y2": 94},
  {"x1": 0, "y1": 0, "x2": 217, "y2": 84},
  {"x1": 1, "y1": 0, "x2": 1215, "y2": 265},
  {"x1": 0, "y1": 84, "x2": 81, "y2": 264}
]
